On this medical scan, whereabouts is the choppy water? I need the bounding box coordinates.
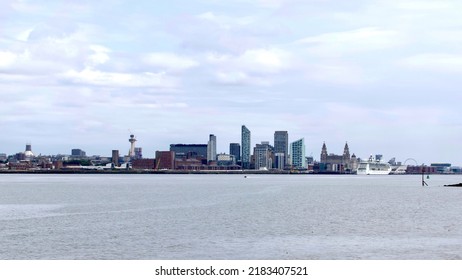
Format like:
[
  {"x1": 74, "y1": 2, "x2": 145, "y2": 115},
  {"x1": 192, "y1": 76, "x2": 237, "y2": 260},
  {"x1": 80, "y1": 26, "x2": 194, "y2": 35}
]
[{"x1": 1, "y1": 174, "x2": 462, "y2": 259}]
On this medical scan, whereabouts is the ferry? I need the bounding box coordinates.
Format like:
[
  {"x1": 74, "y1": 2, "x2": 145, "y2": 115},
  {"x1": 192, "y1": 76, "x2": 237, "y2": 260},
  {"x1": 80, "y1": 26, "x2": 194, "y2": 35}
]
[{"x1": 357, "y1": 155, "x2": 391, "y2": 175}]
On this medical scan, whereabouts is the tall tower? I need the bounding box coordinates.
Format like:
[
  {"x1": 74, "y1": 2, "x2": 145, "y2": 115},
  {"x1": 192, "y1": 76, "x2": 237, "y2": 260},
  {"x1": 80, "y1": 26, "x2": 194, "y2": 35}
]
[
  {"x1": 128, "y1": 134, "x2": 137, "y2": 158},
  {"x1": 207, "y1": 134, "x2": 217, "y2": 162},
  {"x1": 241, "y1": 125, "x2": 251, "y2": 169},
  {"x1": 320, "y1": 142, "x2": 328, "y2": 163},
  {"x1": 343, "y1": 142, "x2": 350, "y2": 161},
  {"x1": 274, "y1": 131, "x2": 288, "y2": 168}
]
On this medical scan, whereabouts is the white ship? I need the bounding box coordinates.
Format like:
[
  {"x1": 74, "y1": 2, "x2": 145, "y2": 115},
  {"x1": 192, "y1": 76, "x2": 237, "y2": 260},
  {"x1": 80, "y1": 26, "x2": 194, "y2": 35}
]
[{"x1": 357, "y1": 155, "x2": 391, "y2": 175}]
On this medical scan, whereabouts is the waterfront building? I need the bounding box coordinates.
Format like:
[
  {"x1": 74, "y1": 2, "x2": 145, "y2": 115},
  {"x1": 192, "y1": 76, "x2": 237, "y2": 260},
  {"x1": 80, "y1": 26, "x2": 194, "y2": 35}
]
[
  {"x1": 241, "y1": 125, "x2": 251, "y2": 169},
  {"x1": 217, "y1": 153, "x2": 236, "y2": 166},
  {"x1": 170, "y1": 144, "x2": 207, "y2": 160},
  {"x1": 155, "y1": 151, "x2": 175, "y2": 170},
  {"x1": 112, "y1": 150, "x2": 120, "y2": 167},
  {"x1": 254, "y1": 142, "x2": 273, "y2": 170},
  {"x1": 274, "y1": 131, "x2": 288, "y2": 169},
  {"x1": 274, "y1": 153, "x2": 285, "y2": 170},
  {"x1": 229, "y1": 143, "x2": 240, "y2": 163},
  {"x1": 430, "y1": 163, "x2": 452, "y2": 173},
  {"x1": 290, "y1": 138, "x2": 306, "y2": 169},
  {"x1": 207, "y1": 134, "x2": 217, "y2": 162},
  {"x1": 320, "y1": 142, "x2": 356, "y2": 173},
  {"x1": 406, "y1": 165, "x2": 437, "y2": 174},
  {"x1": 131, "y1": 158, "x2": 155, "y2": 169}
]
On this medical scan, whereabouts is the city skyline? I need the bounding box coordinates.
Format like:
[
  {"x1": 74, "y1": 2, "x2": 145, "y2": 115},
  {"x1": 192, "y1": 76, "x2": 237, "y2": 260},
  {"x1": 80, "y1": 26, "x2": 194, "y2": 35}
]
[
  {"x1": 1, "y1": 0, "x2": 462, "y2": 165},
  {"x1": 2, "y1": 129, "x2": 456, "y2": 167}
]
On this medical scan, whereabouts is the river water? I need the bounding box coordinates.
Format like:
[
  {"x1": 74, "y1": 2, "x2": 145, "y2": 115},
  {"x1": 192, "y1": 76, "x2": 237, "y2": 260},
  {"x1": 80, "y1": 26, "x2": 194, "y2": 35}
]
[{"x1": 1, "y1": 174, "x2": 462, "y2": 259}]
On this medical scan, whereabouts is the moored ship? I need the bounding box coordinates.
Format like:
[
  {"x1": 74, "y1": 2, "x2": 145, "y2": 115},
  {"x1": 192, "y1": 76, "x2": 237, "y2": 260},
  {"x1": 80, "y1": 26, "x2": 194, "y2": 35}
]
[{"x1": 357, "y1": 155, "x2": 391, "y2": 175}]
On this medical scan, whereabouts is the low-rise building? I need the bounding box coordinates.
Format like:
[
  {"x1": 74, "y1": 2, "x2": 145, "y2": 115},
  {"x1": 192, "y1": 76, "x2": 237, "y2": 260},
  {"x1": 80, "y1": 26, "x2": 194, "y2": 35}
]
[
  {"x1": 155, "y1": 151, "x2": 175, "y2": 170},
  {"x1": 131, "y1": 159, "x2": 155, "y2": 170}
]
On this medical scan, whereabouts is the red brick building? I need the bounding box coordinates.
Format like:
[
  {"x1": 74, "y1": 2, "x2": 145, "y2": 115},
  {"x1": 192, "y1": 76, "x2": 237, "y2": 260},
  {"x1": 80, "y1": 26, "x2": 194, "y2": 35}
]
[
  {"x1": 131, "y1": 159, "x2": 155, "y2": 170},
  {"x1": 155, "y1": 151, "x2": 175, "y2": 170}
]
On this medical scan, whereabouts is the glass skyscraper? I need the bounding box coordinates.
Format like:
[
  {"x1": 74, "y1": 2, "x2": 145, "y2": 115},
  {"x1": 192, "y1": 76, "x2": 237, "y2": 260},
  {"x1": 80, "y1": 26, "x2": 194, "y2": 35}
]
[
  {"x1": 274, "y1": 131, "x2": 288, "y2": 169},
  {"x1": 290, "y1": 138, "x2": 306, "y2": 169},
  {"x1": 229, "y1": 143, "x2": 241, "y2": 163}
]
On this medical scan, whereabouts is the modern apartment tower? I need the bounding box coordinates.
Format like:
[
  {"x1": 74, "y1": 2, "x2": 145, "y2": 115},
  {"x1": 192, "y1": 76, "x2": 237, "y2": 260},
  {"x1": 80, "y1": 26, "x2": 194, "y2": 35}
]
[
  {"x1": 241, "y1": 125, "x2": 251, "y2": 169},
  {"x1": 274, "y1": 131, "x2": 288, "y2": 169},
  {"x1": 207, "y1": 134, "x2": 217, "y2": 162},
  {"x1": 229, "y1": 143, "x2": 241, "y2": 163},
  {"x1": 290, "y1": 138, "x2": 306, "y2": 169}
]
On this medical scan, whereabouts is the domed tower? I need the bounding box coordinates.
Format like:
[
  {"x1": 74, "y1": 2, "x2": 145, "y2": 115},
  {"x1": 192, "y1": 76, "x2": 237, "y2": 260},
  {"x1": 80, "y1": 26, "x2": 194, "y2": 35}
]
[
  {"x1": 351, "y1": 153, "x2": 358, "y2": 172},
  {"x1": 24, "y1": 143, "x2": 34, "y2": 159}
]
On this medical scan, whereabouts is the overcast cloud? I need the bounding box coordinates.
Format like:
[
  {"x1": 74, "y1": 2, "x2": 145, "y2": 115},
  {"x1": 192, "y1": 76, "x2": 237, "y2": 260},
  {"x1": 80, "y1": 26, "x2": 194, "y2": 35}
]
[{"x1": 1, "y1": 0, "x2": 461, "y2": 165}]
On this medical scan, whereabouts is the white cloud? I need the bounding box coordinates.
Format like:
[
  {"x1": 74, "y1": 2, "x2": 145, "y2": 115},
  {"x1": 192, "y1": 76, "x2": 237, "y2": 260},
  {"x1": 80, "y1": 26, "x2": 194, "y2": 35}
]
[
  {"x1": 306, "y1": 62, "x2": 368, "y2": 85},
  {"x1": 239, "y1": 48, "x2": 290, "y2": 73},
  {"x1": 401, "y1": 53, "x2": 462, "y2": 72},
  {"x1": 197, "y1": 11, "x2": 256, "y2": 28},
  {"x1": 0, "y1": 51, "x2": 17, "y2": 68},
  {"x1": 208, "y1": 47, "x2": 291, "y2": 74},
  {"x1": 390, "y1": 0, "x2": 453, "y2": 11},
  {"x1": 144, "y1": 52, "x2": 199, "y2": 72},
  {"x1": 297, "y1": 27, "x2": 404, "y2": 56},
  {"x1": 16, "y1": 28, "x2": 34, "y2": 42},
  {"x1": 205, "y1": 48, "x2": 292, "y2": 86},
  {"x1": 214, "y1": 71, "x2": 273, "y2": 86},
  {"x1": 62, "y1": 68, "x2": 178, "y2": 88},
  {"x1": 87, "y1": 45, "x2": 111, "y2": 66}
]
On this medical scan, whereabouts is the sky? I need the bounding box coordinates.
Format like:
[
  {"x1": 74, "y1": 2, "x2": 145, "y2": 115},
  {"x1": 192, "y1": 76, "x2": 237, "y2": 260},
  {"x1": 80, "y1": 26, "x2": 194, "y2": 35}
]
[{"x1": 1, "y1": 0, "x2": 462, "y2": 165}]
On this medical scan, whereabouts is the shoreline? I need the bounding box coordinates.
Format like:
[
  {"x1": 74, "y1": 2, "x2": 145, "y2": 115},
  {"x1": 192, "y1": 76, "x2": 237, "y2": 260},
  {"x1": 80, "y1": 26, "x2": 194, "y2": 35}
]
[{"x1": 0, "y1": 170, "x2": 457, "y2": 175}]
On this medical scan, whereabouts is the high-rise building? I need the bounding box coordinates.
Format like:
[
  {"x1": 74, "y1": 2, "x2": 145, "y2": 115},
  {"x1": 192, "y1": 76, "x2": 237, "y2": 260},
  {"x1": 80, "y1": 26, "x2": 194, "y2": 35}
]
[
  {"x1": 207, "y1": 134, "x2": 217, "y2": 162},
  {"x1": 274, "y1": 131, "x2": 288, "y2": 169},
  {"x1": 134, "y1": 147, "x2": 142, "y2": 159},
  {"x1": 229, "y1": 143, "x2": 240, "y2": 163},
  {"x1": 290, "y1": 138, "x2": 306, "y2": 169},
  {"x1": 254, "y1": 142, "x2": 273, "y2": 170},
  {"x1": 241, "y1": 125, "x2": 251, "y2": 169},
  {"x1": 112, "y1": 150, "x2": 119, "y2": 167}
]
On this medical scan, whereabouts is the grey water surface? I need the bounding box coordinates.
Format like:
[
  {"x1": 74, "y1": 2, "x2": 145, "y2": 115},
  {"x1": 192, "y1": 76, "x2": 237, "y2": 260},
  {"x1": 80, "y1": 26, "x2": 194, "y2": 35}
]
[{"x1": 1, "y1": 174, "x2": 462, "y2": 259}]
